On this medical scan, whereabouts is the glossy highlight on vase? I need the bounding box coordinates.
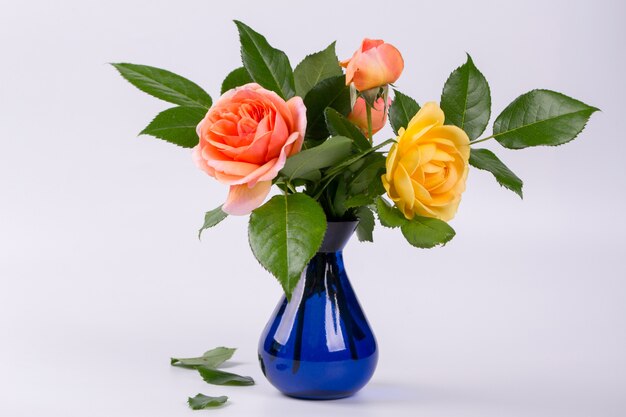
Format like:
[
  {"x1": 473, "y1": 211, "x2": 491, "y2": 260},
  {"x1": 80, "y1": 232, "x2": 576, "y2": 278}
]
[{"x1": 258, "y1": 221, "x2": 378, "y2": 400}]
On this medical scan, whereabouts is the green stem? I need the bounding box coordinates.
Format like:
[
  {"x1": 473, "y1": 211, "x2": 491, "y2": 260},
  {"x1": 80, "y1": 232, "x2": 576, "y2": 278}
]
[
  {"x1": 312, "y1": 172, "x2": 341, "y2": 201},
  {"x1": 286, "y1": 182, "x2": 297, "y2": 194},
  {"x1": 323, "y1": 138, "x2": 395, "y2": 179},
  {"x1": 366, "y1": 103, "x2": 373, "y2": 143},
  {"x1": 470, "y1": 134, "x2": 495, "y2": 145}
]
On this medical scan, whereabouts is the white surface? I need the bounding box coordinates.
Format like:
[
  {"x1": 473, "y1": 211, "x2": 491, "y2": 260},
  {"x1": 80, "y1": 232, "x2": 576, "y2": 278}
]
[{"x1": 1, "y1": 0, "x2": 625, "y2": 416}]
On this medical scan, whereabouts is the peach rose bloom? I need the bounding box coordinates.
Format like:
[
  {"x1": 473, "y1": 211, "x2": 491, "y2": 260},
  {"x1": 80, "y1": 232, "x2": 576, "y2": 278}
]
[
  {"x1": 347, "y1": 96, "x2": 390, "y2": 135},
  {"x1": 340, "y1": 39, "x2": 404, "y2": 91},
  {"x1": 193, "y1": 83, "x2": 306, "y2": 215},
  {"x1": 382, "y1": 102, "x2": 470, "y2": 221}
]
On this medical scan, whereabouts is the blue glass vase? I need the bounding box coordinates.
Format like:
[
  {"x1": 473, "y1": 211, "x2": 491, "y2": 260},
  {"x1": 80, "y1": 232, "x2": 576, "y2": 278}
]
[{"x1": 258, "y1": 221, "x2": 378, "y2": 400}]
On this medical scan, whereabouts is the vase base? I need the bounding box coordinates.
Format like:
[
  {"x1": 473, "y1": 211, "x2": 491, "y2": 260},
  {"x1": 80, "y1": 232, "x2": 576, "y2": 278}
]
[{"x1": 283, "y1": 390, "x2": 355, "y2": 400}]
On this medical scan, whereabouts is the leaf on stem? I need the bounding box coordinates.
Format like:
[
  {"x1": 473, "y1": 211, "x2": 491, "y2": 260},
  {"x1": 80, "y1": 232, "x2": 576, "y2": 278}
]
[
  {"x1": 355, "y1": 206, "x2": 375, "y2": 242},
  {"x1": 139, "y1": 106, "x2": 206, "y2": 148},
  {"x1": 400, "y1": 217, "x2": 456, "y2": 249},
  {"x1": 324, "y1": 108, "x2": 371, "y2": 151},
  {"x1": 234, "y1": 21, "x2": 295, "y2": 99},
  {"x1": 111, "y1": 63, "x2": 212, "y2": 108},
  {"x1": 294, "y1": 42, "x2": 342, "y2": 97},
  {"x1": 248, "y1": 194, "x2": 327, "y2": 299},
  {"x1": 347, "y1": 153, "x2": 386, "y2": 197},
  {"x1": 493, "y1": 89, "x2": 599, "y2": 149},
  {"x1": 198, "y1": 207, "x2": 229, "y2": 239},
  {"x1": 389, "y1": 90, "x2": 420, "y2": 135},
  {"x1": 221, "y1": 67, "x2": 253, "y2": 94},
  {"x1": 375, "y1": 197, "x2": 455, "y2": 248},
  {"x1": 440, "y1": 54, "x2": 491, "y2": 140},
  {"x1": 279, "y1": 136, "x2": 353, "y2": 181},
  {"x1": 375, "y1": 197, "x2": 406, "y2": 228},
  {"x1": 303, "y1": 75, "x2": 351, "y2": 141},
  {"x1": 469, "y1": 148, "x2": 523, "y2": 198}
]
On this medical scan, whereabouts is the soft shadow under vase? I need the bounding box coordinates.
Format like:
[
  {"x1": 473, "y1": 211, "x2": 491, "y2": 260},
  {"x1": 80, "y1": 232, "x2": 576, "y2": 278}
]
[{"x1": 258, "y1": 221, "x2": 378, "y2": 400}]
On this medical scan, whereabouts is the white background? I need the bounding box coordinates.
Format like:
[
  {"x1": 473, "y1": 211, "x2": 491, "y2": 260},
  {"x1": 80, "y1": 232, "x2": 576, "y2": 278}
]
[{"x1": 1, "y1": 0, "x2": 625, "y2": 416}]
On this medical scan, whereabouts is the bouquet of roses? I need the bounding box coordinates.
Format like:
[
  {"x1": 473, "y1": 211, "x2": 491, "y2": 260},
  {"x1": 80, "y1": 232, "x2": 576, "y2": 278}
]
[{"x1": 113, "y1": 21, "x2": 597, "y2": 300}]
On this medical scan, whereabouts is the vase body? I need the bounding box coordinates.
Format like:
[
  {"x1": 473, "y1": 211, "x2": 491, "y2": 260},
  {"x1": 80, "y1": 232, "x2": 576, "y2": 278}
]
[{"x1": 258, "y1": 221, "x2": 378, "y2": 400}]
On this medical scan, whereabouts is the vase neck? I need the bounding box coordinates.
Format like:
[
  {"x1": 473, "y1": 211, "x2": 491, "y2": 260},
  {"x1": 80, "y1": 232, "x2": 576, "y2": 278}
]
[{"x1": 318, "y1": 221, "x2": 358, "y2": 253}]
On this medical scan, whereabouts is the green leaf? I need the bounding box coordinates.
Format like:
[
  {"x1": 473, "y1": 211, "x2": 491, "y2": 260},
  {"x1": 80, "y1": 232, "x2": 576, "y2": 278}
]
[
  {"x1": 304, "y1": 75, "x2": 351, "y2": 141},
  {"x1": 375, "y1": 198, "x2": 455, "y2": 248},
  {"x1": 234, "y1": 21, "x2": 295, "y2": 99},
  {"x1": 401, "y1": 216, "x2": 456, "y2": 249},
  {"x1": 440, "y1": 54, "x2": 491, "y2": 140},
  {"x1": 344, "y1": 194, "x2": 373, "y2": 209},
  {"x1": 331, "y1": 174, "x2": 350, "y2": 218},
  {"x1": 221, "y1": 67, "x2": 253, "y2": 94},
  {"x1": 140, "y1": 106, "x2": 206, "y2": 148},
  {"x1": 111, "y1": 63, "x2": 212, "y2": 109},
  {"x1": 294, "y1": 42, "x2": 343, "y2": 97},
  {"x1": 197, "y1": 367, "x2": 254, "y2": 386},
  {"x1": 324, "y1": 108, "x2": 371, "y2": 151},
  {"x1": 493, "y1": 89, "x2": 599, "y2": 149},
  {"x1": 389, "y1": 90, "x2": 420, "y2": 135},
  {"x1": 375, "y1": 197, "x2": 406, "y2": 228},
  {"x1": 355, "y1": 206, "x2": 375, "y2": 242},
  {"x1": 347, "y1": 153, "x2": 386, "y2": 196},
  {"x1": 340, "y1": 154, "x2": 385, "y2": 209},
  {"x1": 470, "y1": 148, "x2": 523, "y2": 198},
  {"x1": 368, "y1": 180, "x2": 386, "y2": 200},
  {"x1": 188, "y1": 394, "x2": 228, "y2": 410},
  {"x1": 171, "y1": 347, "x2": 236, "y2": 368},
  {"x1": 320, "y1": 139, "x2": 394, "y2": 183},
  {"x1": 280, "y1": 136, "x2": 353, "y2": 180},
  {"x1": 198, "y1": 206, "x2": 228, "y2": 239},
  {"x1": 248, "y1": 194, "x2": 326, "y2": 299}
]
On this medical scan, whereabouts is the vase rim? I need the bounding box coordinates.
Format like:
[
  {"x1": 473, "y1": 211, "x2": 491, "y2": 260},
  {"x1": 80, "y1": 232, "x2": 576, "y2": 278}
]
[{"x1": 319, "y1": 220, "x2": 358, "y2": 252}]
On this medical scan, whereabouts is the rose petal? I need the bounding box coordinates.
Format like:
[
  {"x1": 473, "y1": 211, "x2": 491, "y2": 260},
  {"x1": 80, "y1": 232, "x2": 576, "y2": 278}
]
[
  {"x1": 361, "y1": 38, "x2": 385, "y2": 51},
  {"x1": 426, "y1": 126, "x2": 470, "y2": 160},
  {"x1": 418, "y1": 143, "x2": 437, "y2": 164},
  {"x1": 341, "y1": 50, "x2": 359, "y2": 84},
  {"x1": 422, "y1": 162, "x2": 444, "y2": 174},
  {"x1": 210, "y1": 119, "x2": 240, "y2": 139},
  {"x1": 256, "y1": 131, "x2": 300, "y2": 182},
  {"x1": 412, "y1": 198, "x2": 438, "y2": 218},
  {"x1": 207, "y1": 160, "x2": 259, "y2": 177},
  {"x1": 376, "y1": 43, "x2": 404, "y2": 85},
  {"x1": 385, "y1": 144, "x2": 399, "y2": 182},
  {"x1": 192, "y1": 145, "x2": 215, "y2": 177},
  {"x1": 399, "y1": 147, "x2": 421, "y2": 176},
  {"x1": 431, "y1": 163, "x2": 460, "y2": 194},
  {"x1": 351, "y1": 47, "x2": 388, "y2": 91},
  {"x1": 222, "y1": 180, "x2": 272, "y2": 216},
  {"x1": 433, "y1": 149, "x2": 455, "y2": 162},
  {"x1": 266, "y1": 111, "x2": 289, "y2": 160},
  {"x1": 393, "y1": 164, "x2": 415, "y2": 210},
  {"x1": 411, "y1": 179, "x2": 433, "y2": 204},
  {"x1": 405, "y1": 102, "x2": 444, "y2": 137},
  {"x1": 236, "y1": 120, "x2": 273, "y2": 164},
  {"x1": 286, "y1": 96, "x2": 306, "y2": 154}
]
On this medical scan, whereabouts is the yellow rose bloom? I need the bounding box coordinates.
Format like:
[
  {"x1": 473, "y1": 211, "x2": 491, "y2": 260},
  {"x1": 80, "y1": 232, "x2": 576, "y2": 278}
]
[{"x1": 382, "y1": 102, "x2": 470, "y2": 221}]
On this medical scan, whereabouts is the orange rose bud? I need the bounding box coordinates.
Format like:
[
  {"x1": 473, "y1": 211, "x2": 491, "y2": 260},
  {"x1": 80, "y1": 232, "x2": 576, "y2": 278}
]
[
  {"x1": 347, "y1": 96, "x2": 390, "y2": 135},
  {"x1": 341, "y1": 39, "x2": 404, "y2": 91}
]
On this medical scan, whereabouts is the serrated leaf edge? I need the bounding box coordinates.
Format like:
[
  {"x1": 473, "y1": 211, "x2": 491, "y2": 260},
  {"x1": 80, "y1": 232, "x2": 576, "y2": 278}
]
[
  {"x1": 111, "y1": 63, "x2": 211, "y2": 109},
  {"x1": 493, "y1": 89, "x2": 599, "y2": 149}
]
